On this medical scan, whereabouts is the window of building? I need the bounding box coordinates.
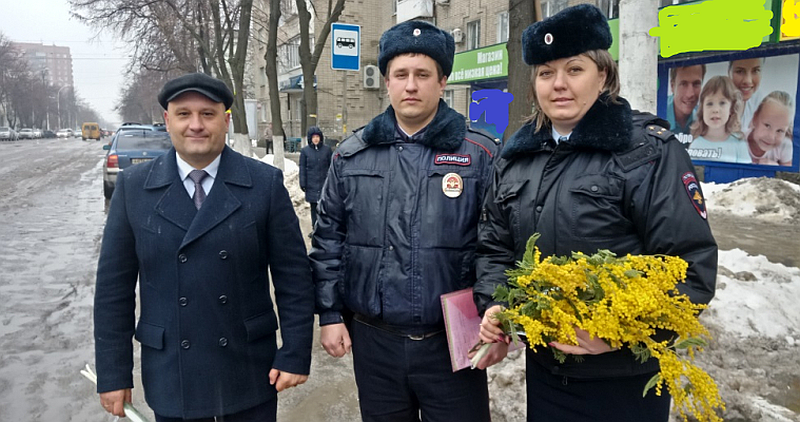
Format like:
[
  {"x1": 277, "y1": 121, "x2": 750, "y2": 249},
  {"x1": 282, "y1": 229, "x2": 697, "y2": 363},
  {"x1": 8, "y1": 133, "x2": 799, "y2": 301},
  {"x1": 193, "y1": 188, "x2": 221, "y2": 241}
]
[
  {"x1": 497, "y1": 12, "x2": 509, "y2": 43},
  {"x1": 596, "y1": 0, "x2": 619, "y2": 19},
  {"x1": 392, "y1": 0, "x2": 397, "y2": 15},
  {"x1": 280, "y1": 36, "x2": 301, "y2": 72},
  {"x1": 467, "y1": 20, "x2": 481, "y2": 50},
  {"x1": 541, "y1": 0, "x2": 569, "y2": 18},
  {"x1": 281, "y1": 0, "x2": 298, "y2": 16},
  {"x1": 443, "y1": 90, "x2": 454, "y2": 109}
]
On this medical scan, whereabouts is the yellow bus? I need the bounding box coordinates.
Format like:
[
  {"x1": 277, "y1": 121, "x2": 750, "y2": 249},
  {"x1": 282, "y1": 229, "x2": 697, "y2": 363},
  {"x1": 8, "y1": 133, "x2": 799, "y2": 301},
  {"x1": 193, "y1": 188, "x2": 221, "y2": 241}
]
[{"x1": 81, "y1": 122, "x2": 101, "y2": 141}]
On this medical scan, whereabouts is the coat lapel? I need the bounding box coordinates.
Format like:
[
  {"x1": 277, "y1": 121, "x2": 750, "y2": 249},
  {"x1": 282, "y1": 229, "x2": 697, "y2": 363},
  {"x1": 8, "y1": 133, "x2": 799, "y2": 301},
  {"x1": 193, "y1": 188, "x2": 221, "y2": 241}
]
[
  {"x1": 180, "y1": 147, "x2": 249, "y2": 249},
  {"x1": 147, "y1": 149, "x2": 196, "y2": 232}
]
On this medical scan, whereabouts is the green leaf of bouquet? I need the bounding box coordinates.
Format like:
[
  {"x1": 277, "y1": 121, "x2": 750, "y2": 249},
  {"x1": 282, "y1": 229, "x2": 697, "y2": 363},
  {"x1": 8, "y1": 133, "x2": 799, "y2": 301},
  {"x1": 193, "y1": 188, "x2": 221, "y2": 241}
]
[
  {"x1": 631, "y1": 342, "x2": 652, "y2": 363},
  {"x1": 521, "y1": 233, "x2": 541, "y2": 267},
  {"x1": 674, "y1": 337, "x2": 707, "y2": 349},
  {"x1": 643, "y1": 373, "x2": 661, "y2": 397}
]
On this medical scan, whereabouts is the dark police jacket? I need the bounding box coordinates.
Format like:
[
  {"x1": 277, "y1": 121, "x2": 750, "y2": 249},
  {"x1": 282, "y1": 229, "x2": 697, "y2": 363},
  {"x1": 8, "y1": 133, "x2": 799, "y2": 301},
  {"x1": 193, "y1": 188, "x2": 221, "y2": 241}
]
[
  {"x1": 94, "y1": 146, "x2": 314, "y2": 418},
  {"x1": 299, "y1": 142, "x2": 333, "y2": 203},
  {"x1": 310, "y1": 100, "x2": 498, "y2": 331},
  {"x1": 474, "y1": 96, "x2": 718, "y2": 378}
]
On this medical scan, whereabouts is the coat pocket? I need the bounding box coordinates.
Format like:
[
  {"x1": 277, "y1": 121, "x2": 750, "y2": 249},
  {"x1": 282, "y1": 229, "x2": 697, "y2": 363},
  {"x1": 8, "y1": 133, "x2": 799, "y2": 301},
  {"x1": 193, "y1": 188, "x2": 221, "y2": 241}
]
[
  {"x1": 243, "y1": 311, "x2": 279, "y2": 342},
  {"x1": 135, "y1": 321, "x2": 165, "y2": 350}
]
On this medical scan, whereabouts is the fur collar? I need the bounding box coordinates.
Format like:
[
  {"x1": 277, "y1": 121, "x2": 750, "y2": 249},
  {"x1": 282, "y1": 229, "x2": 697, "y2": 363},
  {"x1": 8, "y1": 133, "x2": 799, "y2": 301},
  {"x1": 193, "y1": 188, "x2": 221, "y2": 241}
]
[
  {"x1": 361, "y1": 99, "x2": 466, "y2": 152},
  {"x1": 502, "y1": 95, "x2": 634, "y2": 159}
]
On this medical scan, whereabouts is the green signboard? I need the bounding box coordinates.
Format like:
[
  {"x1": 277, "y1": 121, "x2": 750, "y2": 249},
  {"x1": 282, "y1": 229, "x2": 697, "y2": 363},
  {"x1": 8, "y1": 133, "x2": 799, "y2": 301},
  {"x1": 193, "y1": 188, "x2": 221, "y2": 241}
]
[{"x1": 449, "y1": 43, "x2": 509, "y2": 84}]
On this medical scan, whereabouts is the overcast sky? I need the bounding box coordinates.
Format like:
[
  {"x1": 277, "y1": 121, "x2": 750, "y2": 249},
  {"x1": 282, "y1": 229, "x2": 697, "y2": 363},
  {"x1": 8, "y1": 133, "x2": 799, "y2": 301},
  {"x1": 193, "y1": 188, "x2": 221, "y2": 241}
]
[{"x1": 5, "y1": 0, "x2": 129, "y2": 125}]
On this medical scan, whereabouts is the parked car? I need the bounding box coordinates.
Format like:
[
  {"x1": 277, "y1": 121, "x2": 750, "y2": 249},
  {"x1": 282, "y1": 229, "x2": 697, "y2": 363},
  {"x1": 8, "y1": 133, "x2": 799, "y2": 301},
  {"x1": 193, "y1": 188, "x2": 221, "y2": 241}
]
[
  {"x1": 56, "y1": 128, "x2": 73, "y2": 139},
  {"x1": 42, "y1": 130, "x2": 56, "y2": 138},
  {"x1": 103, "y1": 130, "x2": 172, "y2": 199},
  {"x1": 33, "y1": 128, "x2": 43, "y2": 138},
  {"x1": 18, "y1": 128, "x2": 35, "y2": 139},
  {"x1": 0, "y1": 127, "x2": 18, "y2": 141}
]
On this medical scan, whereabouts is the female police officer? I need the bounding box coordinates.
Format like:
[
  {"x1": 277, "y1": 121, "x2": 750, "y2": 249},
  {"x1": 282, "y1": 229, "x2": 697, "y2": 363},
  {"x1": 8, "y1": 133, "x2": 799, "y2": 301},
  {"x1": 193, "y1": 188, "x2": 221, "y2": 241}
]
[{"x1": 473, "y1": 5, "x2": 717, "y2": 421}]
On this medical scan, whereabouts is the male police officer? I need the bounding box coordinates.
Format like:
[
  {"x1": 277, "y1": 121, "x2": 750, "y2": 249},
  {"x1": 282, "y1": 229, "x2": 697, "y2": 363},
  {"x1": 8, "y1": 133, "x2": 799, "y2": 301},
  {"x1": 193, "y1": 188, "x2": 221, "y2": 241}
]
[{"x1": 310, "y1": 20, "x2": 498, "y2": 421}]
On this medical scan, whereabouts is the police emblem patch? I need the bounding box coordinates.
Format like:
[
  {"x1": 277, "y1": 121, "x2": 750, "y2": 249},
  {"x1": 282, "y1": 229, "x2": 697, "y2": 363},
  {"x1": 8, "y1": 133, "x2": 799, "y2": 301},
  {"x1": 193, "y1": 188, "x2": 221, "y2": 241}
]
[
  {"x1": 681, "y1": 172, "x2": 707, "y2": 220},
  {"x1": 442, "y1": 173, "x2": 463, "y2": 198},
  {"x1": 435, "y1": 154, "x2": 471, "y2": 166}
]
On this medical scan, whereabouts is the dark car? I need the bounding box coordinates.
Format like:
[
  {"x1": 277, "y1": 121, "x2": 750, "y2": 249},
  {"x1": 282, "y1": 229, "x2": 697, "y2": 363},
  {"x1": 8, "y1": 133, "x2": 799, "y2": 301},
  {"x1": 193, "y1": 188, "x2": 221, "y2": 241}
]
[{"x1": 102, "y1": 130, "x2": 172, "y2": 199}]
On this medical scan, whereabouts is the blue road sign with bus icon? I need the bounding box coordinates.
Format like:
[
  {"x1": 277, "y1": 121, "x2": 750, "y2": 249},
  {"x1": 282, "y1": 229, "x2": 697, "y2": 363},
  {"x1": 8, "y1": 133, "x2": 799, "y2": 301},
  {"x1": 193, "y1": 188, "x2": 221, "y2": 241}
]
[{"x1": 331, "y1": 23, "x2": 360, "y2": 71}]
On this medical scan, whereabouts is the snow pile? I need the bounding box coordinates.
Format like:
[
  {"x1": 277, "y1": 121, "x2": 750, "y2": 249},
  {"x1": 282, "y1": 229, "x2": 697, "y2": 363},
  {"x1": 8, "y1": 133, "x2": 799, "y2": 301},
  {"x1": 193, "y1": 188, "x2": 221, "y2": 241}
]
[
  {"x1": 703, "y1": 177, "x2": 800, "y2": 223},
  {"x1": 710, "y1": 249, "x2": 800, "y2": 339}
]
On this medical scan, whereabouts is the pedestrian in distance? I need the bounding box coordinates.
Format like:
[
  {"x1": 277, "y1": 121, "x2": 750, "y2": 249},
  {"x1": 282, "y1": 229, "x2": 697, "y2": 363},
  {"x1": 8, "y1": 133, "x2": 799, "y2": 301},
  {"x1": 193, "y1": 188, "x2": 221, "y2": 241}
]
[
  {"x1": 473, "y1": 4, "x2": 718, "y2": 422},
  {"x1": 299, "y1": 125, "x2": 332, "y2": 231},
  {"x1": 309, "y1": 19, "x2": 500, "y2": 422},
  {"x1": 93, "y1": 72, "x2": 314, "y2": 422}
]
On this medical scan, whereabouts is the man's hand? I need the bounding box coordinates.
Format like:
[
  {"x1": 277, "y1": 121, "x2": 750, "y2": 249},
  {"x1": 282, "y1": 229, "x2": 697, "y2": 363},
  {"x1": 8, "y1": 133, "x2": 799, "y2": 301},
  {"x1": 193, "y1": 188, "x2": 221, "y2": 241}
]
[
  {"x1": 550, "y1": 328, "x2": 619, "y2": 355},
  {"x1": 320, "y1": 323, "x2": 352, "y2": 358},
  {"x1": 269, "y1": 369, "x2": 308, "y2": 392},
  {"x1": 99, "y1": 388, "x2": 131, "y2": 417}
]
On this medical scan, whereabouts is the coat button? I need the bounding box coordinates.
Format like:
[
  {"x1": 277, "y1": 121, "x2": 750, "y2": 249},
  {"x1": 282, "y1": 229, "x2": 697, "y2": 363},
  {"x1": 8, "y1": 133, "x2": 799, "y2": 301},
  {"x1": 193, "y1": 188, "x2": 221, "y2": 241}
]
[
  {"x1": 181, "y1": 340, "x2": 190, "y2": 349},
  {"x1": 218, "y1": 295, "x2": 228, "y2": 305},
  {"x1": 178, "y1": 254, "x2": 188, "y2": 263},
  {"x1": 388, "y1": 245, "x2": 394, "y2": 251},
  {"x1": 398, "y1": 146, "x2": 404, "y2": 152},
  {"x1": 219, "y1": 250, "x2": 228, "y2": 260},
  {"x1": 535, "y1": 205, "x2": 543, "y2": 213},
  {"x1": 590, "y1": 185, "x2": 599, "y2": 192},
  {"x1": 218, "y1": 337, "x2": 228, "y2": 347},
  {"x1": 179, "y1": 297, "x2": 188, "y2": 307}
]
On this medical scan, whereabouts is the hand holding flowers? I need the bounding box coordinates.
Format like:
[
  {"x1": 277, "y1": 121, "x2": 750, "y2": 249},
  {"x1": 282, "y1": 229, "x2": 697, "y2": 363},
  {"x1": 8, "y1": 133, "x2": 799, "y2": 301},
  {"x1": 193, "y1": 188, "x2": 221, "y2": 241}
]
[{"x1": 471, "y1": 233, "x2": 724, "y2": 422}]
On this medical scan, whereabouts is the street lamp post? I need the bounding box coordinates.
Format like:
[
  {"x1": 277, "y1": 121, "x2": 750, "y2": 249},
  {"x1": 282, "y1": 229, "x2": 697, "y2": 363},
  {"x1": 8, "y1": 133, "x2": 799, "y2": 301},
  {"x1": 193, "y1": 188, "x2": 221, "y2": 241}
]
[{"x1": 56, "y1": 85, "x2": 71, "y2": 129}]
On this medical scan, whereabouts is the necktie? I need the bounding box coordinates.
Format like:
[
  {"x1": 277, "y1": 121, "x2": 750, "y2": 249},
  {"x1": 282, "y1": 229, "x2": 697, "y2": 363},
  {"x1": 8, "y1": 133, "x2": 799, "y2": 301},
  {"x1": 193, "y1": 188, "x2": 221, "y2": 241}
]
[{"x1": 188, "y1": 169, "x2": 208, "y2": 210}]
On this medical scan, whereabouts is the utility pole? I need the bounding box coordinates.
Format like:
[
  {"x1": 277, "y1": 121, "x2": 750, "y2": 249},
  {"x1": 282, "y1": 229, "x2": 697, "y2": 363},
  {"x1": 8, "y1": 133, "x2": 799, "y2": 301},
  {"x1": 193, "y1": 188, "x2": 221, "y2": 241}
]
[{"x1": 618, "y1": 0, "x2": 659, "y2": 113}]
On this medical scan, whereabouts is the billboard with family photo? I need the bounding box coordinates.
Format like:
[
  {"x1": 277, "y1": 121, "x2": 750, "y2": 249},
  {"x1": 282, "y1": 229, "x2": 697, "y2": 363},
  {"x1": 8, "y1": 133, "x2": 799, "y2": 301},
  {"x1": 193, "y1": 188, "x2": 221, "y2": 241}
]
[{"x1": 659, "y1": 50, "x2": 799, "y2": 169}]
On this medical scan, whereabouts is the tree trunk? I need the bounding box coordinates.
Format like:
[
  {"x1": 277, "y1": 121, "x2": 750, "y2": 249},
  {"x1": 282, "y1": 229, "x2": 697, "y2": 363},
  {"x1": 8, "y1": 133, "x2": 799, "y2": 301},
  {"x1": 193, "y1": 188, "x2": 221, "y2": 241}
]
[
  {"x1": 266, "y1": 0, "x2": 285, "y2": 171},
  {"x1": 505, "y1": 0, "x2": 538, "y2": 141},
  {"x1": 619, "y1": 0, "x2": 659, "y2": 113},
  {"x1": 296, "y1": 0, "x2": 346, "y2": 147}
]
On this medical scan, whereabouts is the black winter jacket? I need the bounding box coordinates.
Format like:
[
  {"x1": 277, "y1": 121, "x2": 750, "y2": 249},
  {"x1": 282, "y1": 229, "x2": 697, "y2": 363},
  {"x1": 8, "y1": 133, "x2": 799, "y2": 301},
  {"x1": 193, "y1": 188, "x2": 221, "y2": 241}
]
[
  {"x1": 299, "y1": 143, "x2": 332, "y2": 203},
  {"x1": 310, "y1": 100, "x2": 498, "y2": 331},
  {"x1": 474, "y1": 96, "x2": 717, "y2": 379}
]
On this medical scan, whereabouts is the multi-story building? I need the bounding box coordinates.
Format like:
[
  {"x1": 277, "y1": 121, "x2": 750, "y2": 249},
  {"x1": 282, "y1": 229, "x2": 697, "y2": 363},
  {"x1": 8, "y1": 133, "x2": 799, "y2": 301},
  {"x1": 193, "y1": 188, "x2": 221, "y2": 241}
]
[
  {"x1": 251, "y1": 0, "x2": 386, "y2": 146},
  {"x1": 11, "y1": 42, "x2": 74, "y2": 88}
]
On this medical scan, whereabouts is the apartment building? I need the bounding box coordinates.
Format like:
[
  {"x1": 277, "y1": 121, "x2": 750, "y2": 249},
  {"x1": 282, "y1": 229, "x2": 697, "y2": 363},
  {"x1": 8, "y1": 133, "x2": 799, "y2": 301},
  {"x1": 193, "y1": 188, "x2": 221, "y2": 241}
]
[{"x1": 11, "y1": 42, "x2": 74, "y2": 89}]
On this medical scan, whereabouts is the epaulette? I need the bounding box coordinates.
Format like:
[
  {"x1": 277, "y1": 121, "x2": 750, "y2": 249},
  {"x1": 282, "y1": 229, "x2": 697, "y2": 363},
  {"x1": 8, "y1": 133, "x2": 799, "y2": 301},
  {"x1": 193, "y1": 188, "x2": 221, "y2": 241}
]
[
  {"x1": 645, "y1": 124, "x2": 675, "y2": 143},
  {"x1": 466, "y1": 126, "x2": 501, "y2": 145}
]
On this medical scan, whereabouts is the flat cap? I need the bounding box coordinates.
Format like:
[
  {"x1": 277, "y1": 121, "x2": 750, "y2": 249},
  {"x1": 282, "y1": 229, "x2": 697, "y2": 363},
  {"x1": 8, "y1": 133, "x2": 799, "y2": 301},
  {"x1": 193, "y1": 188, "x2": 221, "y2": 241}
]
[
  {"x1": 379, "y1": 20, "x2": 455, "y2": 77},
  {"x1": 158, "y1": 73, "x2": 234, "y2": 110},
  {"x1": 522, "y1": 4, "x2": 612, "y2": 66}
]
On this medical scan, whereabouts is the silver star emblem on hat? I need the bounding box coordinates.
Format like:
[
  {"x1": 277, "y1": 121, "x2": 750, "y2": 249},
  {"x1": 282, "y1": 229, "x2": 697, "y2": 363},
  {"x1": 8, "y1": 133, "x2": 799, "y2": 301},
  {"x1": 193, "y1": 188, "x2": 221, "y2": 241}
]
[
  {"x1": 413, "y1": 28, "x2": 421, "y2": 36},
  {"x1": 544, "y1": 33, "x2": 553, "y2": 45}
]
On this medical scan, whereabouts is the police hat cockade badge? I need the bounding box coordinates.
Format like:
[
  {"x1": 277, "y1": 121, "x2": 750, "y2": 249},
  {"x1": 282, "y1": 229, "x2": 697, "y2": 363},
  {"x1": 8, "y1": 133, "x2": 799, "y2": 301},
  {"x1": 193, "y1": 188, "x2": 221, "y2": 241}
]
[{"x1": 442, "y1": 173, "x2": 463, "y2": 198}]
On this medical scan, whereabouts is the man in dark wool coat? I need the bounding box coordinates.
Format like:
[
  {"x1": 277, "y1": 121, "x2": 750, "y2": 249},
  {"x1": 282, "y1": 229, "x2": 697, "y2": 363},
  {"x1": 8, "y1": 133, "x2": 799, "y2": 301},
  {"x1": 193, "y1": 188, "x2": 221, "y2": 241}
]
[
  {"x1": 299, "y1": 125, "x2": 332, "y2": 230},
  {"x1": 309, "y1": 20, "x2": 501, "y2": 422},
  {"x1": 94, "y1": 72, "x2": 314, "y2": 422}
]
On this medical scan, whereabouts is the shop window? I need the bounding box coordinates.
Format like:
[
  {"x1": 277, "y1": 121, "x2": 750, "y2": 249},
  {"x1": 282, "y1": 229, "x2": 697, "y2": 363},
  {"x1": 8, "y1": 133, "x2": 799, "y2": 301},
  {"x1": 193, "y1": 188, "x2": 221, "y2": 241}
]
[{"x1": 467, "y1": 20, "x2": 481, "y2": 50}]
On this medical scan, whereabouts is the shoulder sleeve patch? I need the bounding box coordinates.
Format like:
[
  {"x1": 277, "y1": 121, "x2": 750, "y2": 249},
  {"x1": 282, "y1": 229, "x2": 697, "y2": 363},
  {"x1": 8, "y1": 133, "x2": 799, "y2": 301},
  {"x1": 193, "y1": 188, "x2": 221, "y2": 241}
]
[{"x1": 682, "y1": 172, "x2": 707, "y2": 220}]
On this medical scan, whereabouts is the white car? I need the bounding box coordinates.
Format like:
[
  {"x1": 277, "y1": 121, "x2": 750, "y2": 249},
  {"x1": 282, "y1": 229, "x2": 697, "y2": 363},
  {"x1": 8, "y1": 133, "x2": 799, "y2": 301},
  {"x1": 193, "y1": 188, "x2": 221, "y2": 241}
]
[
  {"x1": 56, "y1": 129, "x2": 73, "y2": 139},
  {"x1": 18, "y1": 128, "x2": 35, "y2": 139}
]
